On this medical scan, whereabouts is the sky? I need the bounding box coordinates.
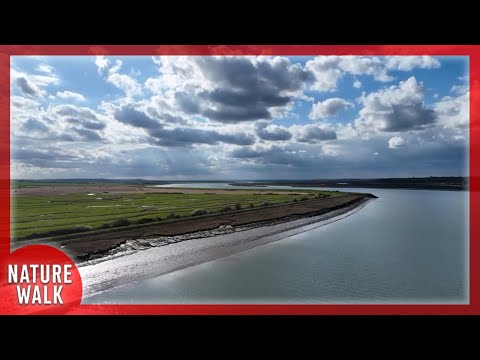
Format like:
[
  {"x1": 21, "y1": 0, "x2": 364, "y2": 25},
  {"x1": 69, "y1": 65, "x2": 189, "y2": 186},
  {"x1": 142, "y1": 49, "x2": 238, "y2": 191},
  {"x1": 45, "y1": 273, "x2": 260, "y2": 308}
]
[{"x1": 10, "y1": 55, "x2": 469, "y2": 180}]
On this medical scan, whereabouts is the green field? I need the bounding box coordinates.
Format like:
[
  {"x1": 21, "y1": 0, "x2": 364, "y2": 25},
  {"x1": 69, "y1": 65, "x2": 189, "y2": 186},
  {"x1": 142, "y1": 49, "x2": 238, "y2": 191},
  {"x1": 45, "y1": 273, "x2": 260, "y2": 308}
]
[{"x1": 12, "y1": 189, "x2": 343, "y2": 240}]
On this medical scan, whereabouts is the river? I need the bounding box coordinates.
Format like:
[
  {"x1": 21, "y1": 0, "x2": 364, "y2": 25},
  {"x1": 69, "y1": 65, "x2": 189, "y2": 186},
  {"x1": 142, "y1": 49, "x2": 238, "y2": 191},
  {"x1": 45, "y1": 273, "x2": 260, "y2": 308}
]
[{"x1": 83, "y1": 185, "x2": 469, "y2": 304}]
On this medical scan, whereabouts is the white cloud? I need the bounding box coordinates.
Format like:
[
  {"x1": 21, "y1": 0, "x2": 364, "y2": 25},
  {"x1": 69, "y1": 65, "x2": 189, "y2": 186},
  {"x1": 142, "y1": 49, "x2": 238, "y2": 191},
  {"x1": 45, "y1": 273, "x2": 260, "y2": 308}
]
[
  {"x1": 355, "y1": 77, "x2": 436, "y2": 133},
  {"x1": 450, "y1": 84, "x2": 469, "y2": 95},
  {"x1": 353, "y1": 80, "x2": 362, "y2": 88},
  {"x1": 434, "y1": 91, "x2": 469, "y2": 129},
  {"x1": 305, "y1": 56, "x2": 344, "y2": 91},
  {"x1": 56, "y1": 91, "x2": 86, "y2": 102},
  {"x1": 309, "y1": 98, "x2": 354, "y2": 119},
  {"x1": 385, "y1": 56, "x2": 440, "y2": 71},
  {"x1": 388, "y1": 136, "x2": 406, "y2": 149},
  {"x1": 95, "y1": 56, "x2": 110, "y2": 74},
  {"x1": 37, "y1": 64, "x2": 54, "y2": 74},
  {"x1": 30, "y1": 74, "x2": 60, "y2": 87},
  {"x1": 106, "y1": 60, "x2": 141, "y2": 97},
  {"x1": 306, "y1": 56, "x2": 440, "y2": 92}
]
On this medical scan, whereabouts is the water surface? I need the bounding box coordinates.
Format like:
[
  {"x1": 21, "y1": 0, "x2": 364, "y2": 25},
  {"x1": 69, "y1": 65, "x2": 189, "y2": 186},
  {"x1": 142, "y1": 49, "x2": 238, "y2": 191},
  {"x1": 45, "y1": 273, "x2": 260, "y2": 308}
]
[{"x1": 86, "y1": 186, "x2": 468, "y2": 304}]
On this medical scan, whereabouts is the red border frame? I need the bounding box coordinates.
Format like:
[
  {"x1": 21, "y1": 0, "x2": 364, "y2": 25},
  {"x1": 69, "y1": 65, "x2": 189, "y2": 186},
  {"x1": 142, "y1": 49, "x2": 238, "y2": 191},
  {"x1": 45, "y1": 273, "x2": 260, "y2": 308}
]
[{"x1": 0, "y1": 45, "x2": 477, "y2": 315}]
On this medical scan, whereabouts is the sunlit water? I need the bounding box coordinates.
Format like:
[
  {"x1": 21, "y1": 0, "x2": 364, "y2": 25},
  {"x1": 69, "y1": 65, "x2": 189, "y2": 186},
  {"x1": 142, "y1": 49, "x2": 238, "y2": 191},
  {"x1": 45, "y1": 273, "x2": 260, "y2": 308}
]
[{"x1": 86, "y1": 185, "x2": 469, "y2": 304}]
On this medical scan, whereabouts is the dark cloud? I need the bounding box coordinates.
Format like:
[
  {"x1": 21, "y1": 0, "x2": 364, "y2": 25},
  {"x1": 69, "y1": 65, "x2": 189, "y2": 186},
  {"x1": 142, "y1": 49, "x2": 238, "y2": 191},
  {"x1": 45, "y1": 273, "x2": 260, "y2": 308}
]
[
  {"x1": 356, "y1": 77, "x2": 437, "y2": 132},
  {"x1": 174, "y1": 57, "x2": 314, "y2": 123},
  {"x1": 66, "y1": 118, "x2": 106, "y2": 130},
  {"x1": 73, "y1": 128, "x2": 103, "y2": 142},
  {"x1": 175, "y1": 91, "x2": 200, "y2": 114},
  {"x1": 382, "y1": 104, "x2": 436, "y2": 132},
  {"x1": 202, "y1": 106, "x2": 271, "y2": 123},
  {"x1": 55, "y1": 105, "x2": 98, "y2": 120},
  {"x1": 12, "y1": 147, "x2": 79, "y2": 168},
  {"x1": 229, "y1": 145, "x2": 308, "y2": 166},
  {"x1": 295, "y1": 125, "x2": 337, "y2": 143},
  {"x1": 149, "y1": 127, "x2": 255, "y2": 147},
  {"x1": 21, "y1": 118, "x2": 49, "y2": 133},
  {"x1": 16, "y1": 77, "x2": 41, "y2": 98},
  {"x1": 229, "y1": 147, "x2": 264, "y2": 159},
  {"x1": 254, "y1": 121, "x2": 292, "y2": 141},
  {"x1": 114, "y1": 106, "x2": 160, "y2": 129}
]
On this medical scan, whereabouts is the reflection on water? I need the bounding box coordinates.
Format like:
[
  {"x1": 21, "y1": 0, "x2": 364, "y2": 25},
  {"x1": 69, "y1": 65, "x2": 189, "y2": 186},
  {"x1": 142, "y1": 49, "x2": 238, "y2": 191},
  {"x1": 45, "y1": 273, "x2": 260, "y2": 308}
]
[{"x1": 87, "y1": 186, "x2": 469, "y2": 304}]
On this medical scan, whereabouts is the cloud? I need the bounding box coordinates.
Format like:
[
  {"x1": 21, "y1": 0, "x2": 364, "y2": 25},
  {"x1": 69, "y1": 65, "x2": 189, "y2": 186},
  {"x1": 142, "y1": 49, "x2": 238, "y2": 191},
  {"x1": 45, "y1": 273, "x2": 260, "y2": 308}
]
[
  {"x1": 434, "y1": 91, "x2": 469, "y2": 129},
  {"x1": 293, "y1": 124, "x2": 337, "y2": 143},
  {"x1": 54, "y1": 104, "x2": 96, "y2": 118},
  {"x1": 56, "y1": 91, "x2": 86, "y2": 102},
  {"x1": 306, "y1": 56, "x2": 391, "y2": 91},
  {"x1": 52, "y1": 104, "x2": 106, "y2": 132},
  {"x1": 16, "y1": 77, "x2": 42, "y2": 98},
  {"x1": 388, "y1": 136, "x2": 406, "y2": 149},
  {"x1": 29, "y1": 74, "x2": 60, "y2": 87},
  {"x1": 114, "y1": 105, "x2": 161, "y2": 129},
  {"x1": 254, "y1": 121, "x2": 292, "y2": 141},
  {"x1": 11, "y1": 96, "x2": 38, "y2": 110},
  {"x1": 107, "y1": 60, "x2": 141, "y2": 97},
  {"x1": 20, "y1": 118, "x2": 49, "y2": 133},
  {"x1": 113, "y1": 105, "x2": 255, "y2": 147},
  {"x1": 309, "y1": 98, "x2": 354, "y2": 119},
  {"x1": 306, "y1": 56, "x2": 440, "y2": 92},
  {"x1": 355, "y1": 77, "x2": 436, "y2": 132},
  {"x1": 95, "y1": 56, "x2": 110, "y2": 74},
  {"x1": 450, "y1": 84, "x2": 469, "y2": 95},
  {"x1": 385, "y1": 56, "x2": 440, "y2": 71},
  {"x1": 149, "y1": 127, "x2": 255, "y2": 147},
  {"x1": 36, "y1": 64, "x2": 54, "y2": 74},
  {"x1": 174, "y1": 91, "x2": 200, "y2": 114},
  {"x1": 153, "y1": 56, "x2": 314, "y2": 123},
  {"x1": 73, "y1": 128, "x2": 103, "y2": 142},
  {"x1": 10, "y1": 55, "x2": 468, "y2": 180}
]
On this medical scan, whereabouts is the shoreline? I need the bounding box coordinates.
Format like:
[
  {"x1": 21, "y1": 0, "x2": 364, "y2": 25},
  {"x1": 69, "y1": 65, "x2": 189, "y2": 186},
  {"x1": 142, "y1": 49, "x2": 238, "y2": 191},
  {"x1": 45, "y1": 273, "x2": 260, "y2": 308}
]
[
  {"x1": 80, "y1": 197, "x2": 374, "y2": 299},
  {"x1": 14, "y1": 193, "x2": 374, "y2": 260}
]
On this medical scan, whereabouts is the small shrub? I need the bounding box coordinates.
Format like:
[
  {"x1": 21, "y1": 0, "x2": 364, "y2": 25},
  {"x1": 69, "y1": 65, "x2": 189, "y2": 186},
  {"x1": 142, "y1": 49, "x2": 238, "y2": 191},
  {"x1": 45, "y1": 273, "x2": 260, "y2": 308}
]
[
  {"x1": 101, "y1": 223, "x2": 111, "y2": 229},
  {"x1": 293, "y1": 198, "x2": 298, "y2": 202},
  {"x1": 259, "y1": 201, "x2": 271, "y2": 207},
  {"x1": 192, "y1": 209, "x2": 209, "y2": 216},
  {"x1": 112, "y1": 218, "x2": 132, "y2": 227},
  {"x1": 300, "y1": 196, "x2": 309, "y2": 201},
  {"x1": 234, "y1": 203, "x2": 241, "y2": 210},
  {"x1": 219, "y1": 206, "x2": 233, "y2": 213},
  {"x1": 248, "y1": 203, "x2": 254, "y2": 208},
  {"x1": 166, "y1": 212, "x2": 180, "y2": 219},
  {"x1": 137, "y1": 217, "x2": 155, "y2": 224}
]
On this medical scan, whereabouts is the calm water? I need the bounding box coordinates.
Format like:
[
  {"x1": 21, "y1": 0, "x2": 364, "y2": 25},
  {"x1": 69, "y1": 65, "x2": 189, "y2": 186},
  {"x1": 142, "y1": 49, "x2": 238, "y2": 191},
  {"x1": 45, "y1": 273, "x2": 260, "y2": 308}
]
[{"x1": 88, "y1": 186, "x2": 469, "y2": 304}]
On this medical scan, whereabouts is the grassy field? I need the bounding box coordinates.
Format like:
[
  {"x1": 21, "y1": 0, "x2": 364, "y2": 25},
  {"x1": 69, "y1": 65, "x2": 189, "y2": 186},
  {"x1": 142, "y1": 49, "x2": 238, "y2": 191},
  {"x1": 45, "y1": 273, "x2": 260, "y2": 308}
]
[{"x1": 12, "y1": 189, "x2": 343, "y2": 240}]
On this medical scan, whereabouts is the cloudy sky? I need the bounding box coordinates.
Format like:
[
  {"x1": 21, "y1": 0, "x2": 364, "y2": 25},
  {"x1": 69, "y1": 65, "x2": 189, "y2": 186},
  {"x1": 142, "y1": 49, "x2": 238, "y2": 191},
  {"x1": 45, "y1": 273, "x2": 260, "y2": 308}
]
[{"x1": 10, "y1": 55, "x2": 469, "y2": 180}]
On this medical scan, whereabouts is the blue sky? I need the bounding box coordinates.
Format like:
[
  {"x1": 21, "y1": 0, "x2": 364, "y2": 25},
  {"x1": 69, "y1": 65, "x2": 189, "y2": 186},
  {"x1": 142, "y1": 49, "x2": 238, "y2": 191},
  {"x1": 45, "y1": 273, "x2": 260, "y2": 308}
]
[{"x1": 10, "y1": 55, "x2": 469, "y2": 179}]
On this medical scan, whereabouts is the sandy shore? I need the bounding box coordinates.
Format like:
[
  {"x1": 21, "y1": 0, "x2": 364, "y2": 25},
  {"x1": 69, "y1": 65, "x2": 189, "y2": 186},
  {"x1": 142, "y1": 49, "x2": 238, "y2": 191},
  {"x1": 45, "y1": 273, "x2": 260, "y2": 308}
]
[{"x1": 80, "y1": 197, "x2": 374, "y2": 299}]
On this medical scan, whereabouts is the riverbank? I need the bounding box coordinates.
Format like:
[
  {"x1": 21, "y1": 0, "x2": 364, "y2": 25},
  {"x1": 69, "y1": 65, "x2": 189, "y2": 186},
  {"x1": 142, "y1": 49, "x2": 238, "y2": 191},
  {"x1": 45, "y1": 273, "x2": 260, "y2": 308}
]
[
  {"x1": 14, "y1": 193, "x2": 375, "y2": 261},
  {"x1": 80, "y1": 196, "x2": 375, "y2": 298}
]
